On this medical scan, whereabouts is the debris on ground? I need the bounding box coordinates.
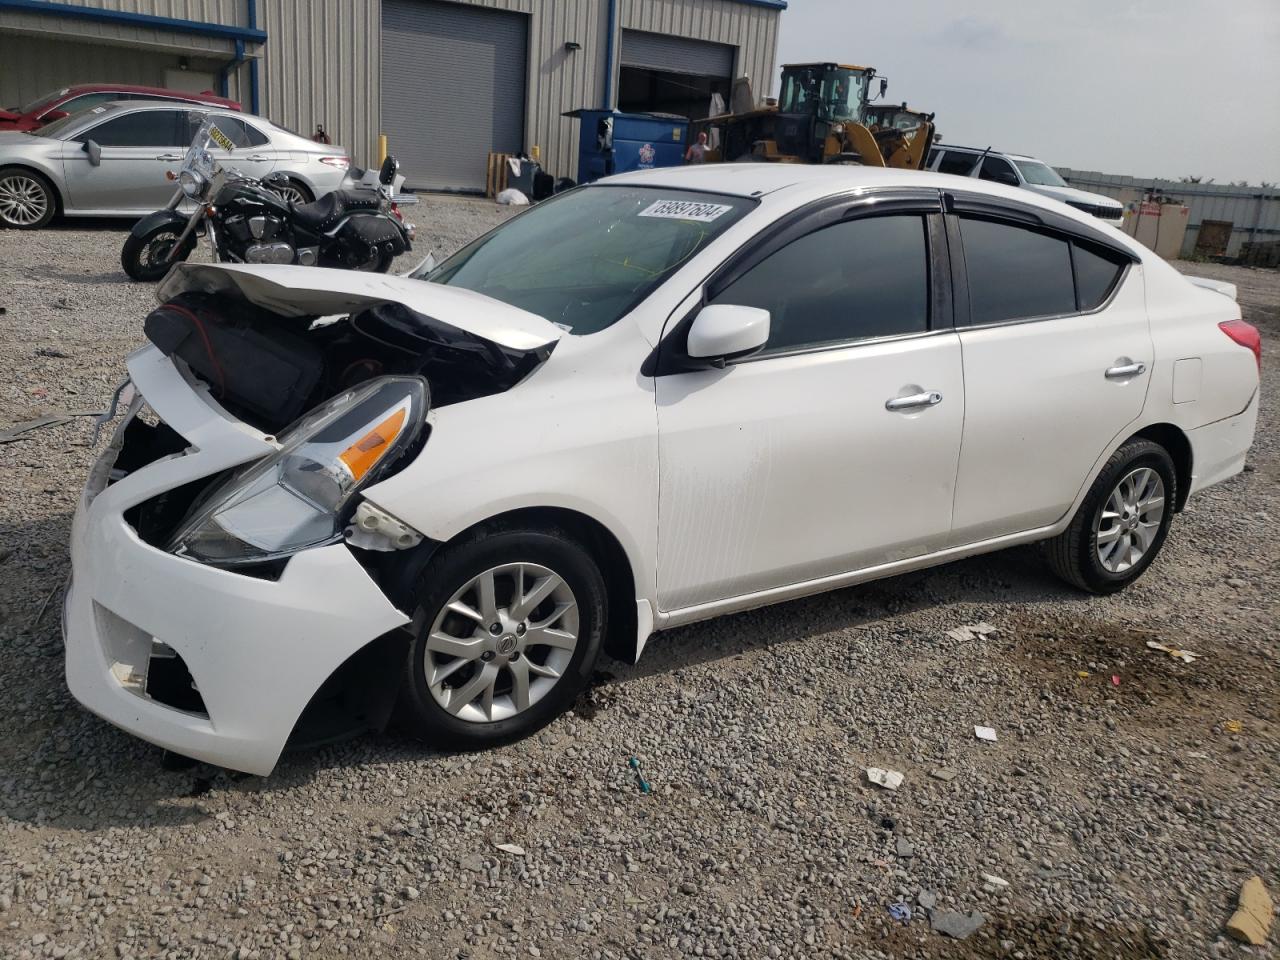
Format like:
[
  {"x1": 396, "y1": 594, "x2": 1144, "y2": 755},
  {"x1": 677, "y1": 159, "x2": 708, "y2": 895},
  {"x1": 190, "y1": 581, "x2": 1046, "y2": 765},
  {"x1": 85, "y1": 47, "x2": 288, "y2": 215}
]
[
  {"x1": 1146, "y1": 640, "x2": 1202, "y2": 663},
  {"x1": 1111, "y1": 674, "x2": 1122, "y2": 686},
  {"x1": 0, "y1": 410, "x2": 102, "y2": 443},
  {"x1": 917, "y1": 890, "x2": 938, "y2": 910},
  {"x1": 895, "y1": 837, "x2": 915, "y2": 858},
  {"x1": 974, "y1": 725, "x2": 998, "y2": 743},
  {"x1": 495, "y1": 843, "x2": 526, "y2": 856},
  {"x1": 887, "y1": 902, "x2": 912, "y2": 923},
  {"x1": 981, "y1": 872, "x2": 1009, "y2": 888},
  {"x1": 35, "y1": 347, "x2": 70, "y2": 358},
  {"x1": 628, "y1": 756, "x2": 651, "y2": 794},
  {"x1": 865, "y1": 767, "x2": 904, "y2": 790},
  {"x1": 928, "y1": 908, "x2": 986, "y2": 939},
  {"x1": 1225, "y1": 875, "x2": 1273, "y2": 945},
  {"x1": 496, "y1": 188, "x2": 530, "y2": 205},
  {"x1": 1224, "y1": 719, "x2": 1244, "y2": 734},
  {"x1": 946, "y1": 622, "x2": 999, "y2": 642},
  {"x1": 929, "y1": 767, "x2": 958, "y2": 782}
]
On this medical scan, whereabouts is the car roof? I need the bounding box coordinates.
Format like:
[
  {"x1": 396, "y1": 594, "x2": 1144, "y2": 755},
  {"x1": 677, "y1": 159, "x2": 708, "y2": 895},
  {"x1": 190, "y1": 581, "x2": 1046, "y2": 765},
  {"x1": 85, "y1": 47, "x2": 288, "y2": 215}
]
[
  {"x1": 59, "y1": 83, "x2": 240, "y2": 107},
  {"x1": 933, "y1": 144, "x2": 1046, "y2": 164}
]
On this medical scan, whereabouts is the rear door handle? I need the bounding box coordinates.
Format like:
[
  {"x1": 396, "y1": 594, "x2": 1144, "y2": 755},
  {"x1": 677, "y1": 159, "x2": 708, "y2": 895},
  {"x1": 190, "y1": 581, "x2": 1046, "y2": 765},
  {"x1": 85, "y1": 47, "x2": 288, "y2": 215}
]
[
  {"x1": 885, "y1": 390, "x2": 943, "y2": 411},
  {"x1": 246, "y1": 154, "x2": 272, "y2": 162},
  {"x1": 155, "y1": 154, "x2": 183, "y2": 161},
  {"x1": 1105, "y1": 361, "x2": 1146, "y2": 379}
]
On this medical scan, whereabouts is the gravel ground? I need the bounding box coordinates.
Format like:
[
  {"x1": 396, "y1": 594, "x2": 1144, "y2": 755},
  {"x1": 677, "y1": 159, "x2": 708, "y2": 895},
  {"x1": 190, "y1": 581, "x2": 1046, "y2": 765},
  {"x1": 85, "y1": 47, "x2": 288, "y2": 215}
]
[{"x1": 0, "y1": 211, "x2": 1277, "y2": 960}]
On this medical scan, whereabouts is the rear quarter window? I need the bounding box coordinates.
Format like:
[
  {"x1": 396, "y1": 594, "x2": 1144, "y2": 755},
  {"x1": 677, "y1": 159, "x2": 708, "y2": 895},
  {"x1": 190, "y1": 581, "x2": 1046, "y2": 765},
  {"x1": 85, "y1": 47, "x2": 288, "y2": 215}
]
[{"x1": 1073, "y1": 241, "x2": 1128, "y2": 310}]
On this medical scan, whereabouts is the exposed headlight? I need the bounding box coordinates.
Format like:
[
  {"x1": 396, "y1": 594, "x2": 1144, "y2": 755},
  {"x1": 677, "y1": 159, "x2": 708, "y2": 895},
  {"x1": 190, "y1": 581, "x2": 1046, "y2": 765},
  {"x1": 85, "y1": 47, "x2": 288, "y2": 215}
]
[
  {"x1": 178, "y1": 169, "x2": 205, "y2": 199},
  {"x1": 168, "y1": 376, "x2": 428, "y2": 565}
]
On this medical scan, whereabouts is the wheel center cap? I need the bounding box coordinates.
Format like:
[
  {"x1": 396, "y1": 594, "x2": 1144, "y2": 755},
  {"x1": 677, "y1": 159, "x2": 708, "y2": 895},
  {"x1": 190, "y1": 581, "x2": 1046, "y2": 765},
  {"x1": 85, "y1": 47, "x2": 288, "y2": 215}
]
[{"x1": 497, "y1": 634, "x2": 517, "y2": 656}]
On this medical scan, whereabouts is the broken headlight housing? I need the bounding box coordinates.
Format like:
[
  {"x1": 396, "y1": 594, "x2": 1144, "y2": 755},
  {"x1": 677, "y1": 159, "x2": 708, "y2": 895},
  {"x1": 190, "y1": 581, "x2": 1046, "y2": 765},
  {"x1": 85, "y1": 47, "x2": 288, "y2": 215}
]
[{"x1": 168, "y1": 376, "x2": 428, "y2": 565}]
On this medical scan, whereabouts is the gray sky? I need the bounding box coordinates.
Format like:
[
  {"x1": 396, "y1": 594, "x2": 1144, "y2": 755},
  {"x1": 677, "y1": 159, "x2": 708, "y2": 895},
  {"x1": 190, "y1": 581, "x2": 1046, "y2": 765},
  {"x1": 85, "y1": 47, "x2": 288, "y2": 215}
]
[{"x1": 775, "y1": 0, "x2": 1280, "y2": 185}]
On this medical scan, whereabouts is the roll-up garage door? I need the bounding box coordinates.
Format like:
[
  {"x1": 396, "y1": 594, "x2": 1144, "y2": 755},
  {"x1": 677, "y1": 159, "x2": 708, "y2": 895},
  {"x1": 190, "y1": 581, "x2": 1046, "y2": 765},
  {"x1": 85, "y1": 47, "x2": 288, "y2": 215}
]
[
  {"x1": 620, "y1": 30, "x2": 735, "y2": 78},
  {"x1": 381, "y1": 0, "x2": 528, "y2": 192}
]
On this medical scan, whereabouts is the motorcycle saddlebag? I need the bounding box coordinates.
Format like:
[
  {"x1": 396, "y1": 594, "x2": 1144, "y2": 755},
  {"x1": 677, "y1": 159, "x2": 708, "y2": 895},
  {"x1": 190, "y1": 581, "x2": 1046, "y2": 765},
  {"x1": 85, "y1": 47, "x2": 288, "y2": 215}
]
[
  {"x1": 344, "y1": 214, "x2": 409, "y2": 254},
  {"x1": 144, "y1": 292, "x2": 324, "y2": 426}
]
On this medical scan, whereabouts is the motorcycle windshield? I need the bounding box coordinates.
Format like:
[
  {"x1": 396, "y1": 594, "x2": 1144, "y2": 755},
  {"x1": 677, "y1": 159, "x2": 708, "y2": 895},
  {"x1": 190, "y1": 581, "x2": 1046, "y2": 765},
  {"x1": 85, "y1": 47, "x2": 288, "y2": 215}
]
[{"x1": 181, "y1": 117, "x2": 232, "y2": 181}]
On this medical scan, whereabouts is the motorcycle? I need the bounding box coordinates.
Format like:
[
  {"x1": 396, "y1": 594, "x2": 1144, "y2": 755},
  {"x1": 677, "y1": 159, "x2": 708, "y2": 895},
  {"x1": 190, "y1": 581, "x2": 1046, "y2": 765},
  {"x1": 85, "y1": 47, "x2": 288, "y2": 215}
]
[{"x1": 121, "y1": 116, "x2": 415, "y2": 282}]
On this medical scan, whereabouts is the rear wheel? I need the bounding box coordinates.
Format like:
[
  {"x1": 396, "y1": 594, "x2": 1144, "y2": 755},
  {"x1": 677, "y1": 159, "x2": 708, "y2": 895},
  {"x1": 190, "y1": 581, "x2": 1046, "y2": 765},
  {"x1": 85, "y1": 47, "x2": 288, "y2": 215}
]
[
  {"x1": 400, "y1": 528, "x2": 606, "y2": 748},
  {"x1": 121, "y1": 221, "x2": 194, "y2": 282},
  {"x1": 271, "y1": 178, "x2": 312, "y2": 205},
  {"x1": 0, "y1": 167, "x2": 56, "y2": 228},
  {"x1": 1043, "y1": 439, "x2": 1177, "y2": 594}
]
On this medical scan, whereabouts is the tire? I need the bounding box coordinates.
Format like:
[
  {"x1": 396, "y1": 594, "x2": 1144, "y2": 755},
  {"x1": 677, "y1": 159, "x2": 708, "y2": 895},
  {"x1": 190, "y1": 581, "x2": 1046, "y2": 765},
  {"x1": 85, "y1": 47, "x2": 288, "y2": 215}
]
[
  {"x1": 0, "y1": 167, "x2": 57, "y2": 229},
  {"x1": 1043, "y1": 438, "x2": 1177, "y2": 594},
  {"x1": 399, "y1": 527, "x2": 607, "y2": 749},
  {"x1": 271, "y1": 178, "x2": 312, "y2": 205},
  {"x1": 121, "y1": 221, "x2": 194, "y2": 282}
]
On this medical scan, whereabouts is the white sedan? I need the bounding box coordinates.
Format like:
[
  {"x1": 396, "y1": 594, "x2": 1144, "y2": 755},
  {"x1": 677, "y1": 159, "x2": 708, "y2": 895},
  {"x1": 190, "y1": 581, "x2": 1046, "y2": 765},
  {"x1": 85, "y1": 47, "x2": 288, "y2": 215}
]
[{"x1": 65, "y1": 165, "x2": 1261, "y2": 775}]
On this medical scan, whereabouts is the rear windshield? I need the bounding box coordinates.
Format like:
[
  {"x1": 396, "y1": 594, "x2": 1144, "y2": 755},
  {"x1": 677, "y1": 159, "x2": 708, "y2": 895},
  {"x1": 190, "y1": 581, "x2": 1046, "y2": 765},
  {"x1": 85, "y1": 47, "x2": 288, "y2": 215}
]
[
  {"x1": 19, "y1": 89, "x2": 67, "y2": 114},
  {"x1": 415, "y1": 186, "x2": 755, "y2": 334}
]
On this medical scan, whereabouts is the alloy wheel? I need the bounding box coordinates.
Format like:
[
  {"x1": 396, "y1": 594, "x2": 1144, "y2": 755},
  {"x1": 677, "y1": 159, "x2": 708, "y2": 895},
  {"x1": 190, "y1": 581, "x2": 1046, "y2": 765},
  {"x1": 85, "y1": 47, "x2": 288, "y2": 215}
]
[
  {"x1": 270, "y1": 182, "x2": 308, "y2": 205},
  {"x1": 424, "y1": 562, "x2": 579, "y2": 723},
  {"x1": 1095, "y1": 466, "x2": 1165, "y2": 573},
  {"x1": 141, "y1": 232, "x2": 180, "y2": 269},
  {"x1": 0, "y1": 173, "x2": 49, "y2": 226}
]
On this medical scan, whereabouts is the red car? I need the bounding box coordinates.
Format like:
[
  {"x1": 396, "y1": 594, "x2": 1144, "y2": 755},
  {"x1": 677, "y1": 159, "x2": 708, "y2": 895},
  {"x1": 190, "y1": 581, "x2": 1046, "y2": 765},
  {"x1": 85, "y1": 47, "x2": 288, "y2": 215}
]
[{"x1": 0, "y1": 83, "x2": 241, "y2": 132}]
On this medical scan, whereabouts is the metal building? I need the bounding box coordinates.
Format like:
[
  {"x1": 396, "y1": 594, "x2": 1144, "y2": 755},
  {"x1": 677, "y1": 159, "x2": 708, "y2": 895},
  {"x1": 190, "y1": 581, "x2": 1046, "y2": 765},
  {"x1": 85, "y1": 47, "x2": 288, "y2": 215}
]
[
  {"x1": 1, "y1": 0, "x2": 784, "y2": 192},
  {"x1": 1059, "y1": 167, "x2": 1280, "y2": 263}
]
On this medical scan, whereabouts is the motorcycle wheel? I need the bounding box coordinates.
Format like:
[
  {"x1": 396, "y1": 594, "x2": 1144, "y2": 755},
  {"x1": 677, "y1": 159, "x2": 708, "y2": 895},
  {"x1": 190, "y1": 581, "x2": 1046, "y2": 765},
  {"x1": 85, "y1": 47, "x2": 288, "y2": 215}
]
[
  {"x1": 349, "y1": 246, "x2": 396, "y2": 273},
  {"x1": 121, "y1": 223, "x2": 195, "y2": 282}
]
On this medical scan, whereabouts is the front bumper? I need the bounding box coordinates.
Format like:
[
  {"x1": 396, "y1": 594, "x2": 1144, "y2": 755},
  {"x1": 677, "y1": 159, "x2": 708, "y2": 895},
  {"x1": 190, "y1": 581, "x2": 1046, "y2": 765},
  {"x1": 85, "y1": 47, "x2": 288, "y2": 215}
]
[{"x1": 64, "y1": 346, "x2": 409, "y2": 776}]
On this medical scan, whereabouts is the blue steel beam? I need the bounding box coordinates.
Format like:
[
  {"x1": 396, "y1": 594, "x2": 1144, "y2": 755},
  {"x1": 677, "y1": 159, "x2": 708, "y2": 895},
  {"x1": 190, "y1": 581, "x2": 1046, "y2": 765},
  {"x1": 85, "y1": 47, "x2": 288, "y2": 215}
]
[{"x1": 0, "y1": 0, "x2": 267, "y2": 44}]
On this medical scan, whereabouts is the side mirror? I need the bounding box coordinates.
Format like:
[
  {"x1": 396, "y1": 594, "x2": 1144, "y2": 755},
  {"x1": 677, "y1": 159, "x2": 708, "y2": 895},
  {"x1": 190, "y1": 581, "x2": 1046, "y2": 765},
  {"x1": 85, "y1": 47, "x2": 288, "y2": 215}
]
[
  {"x1": 379, "y1": 155, "x2": 398, "y2": 185},
  {"x1": 82, "y1": 139, "x2": 101, "y2": 166},
  {"x1": 687, "y1": 304, "x2": 770, "y2": 365},
  {"x1": 878, "y1": 78, "x2": 888, "y2": 99},
  {"x1": 41, "y1": 109, "x2": 70, "y2": 122}
]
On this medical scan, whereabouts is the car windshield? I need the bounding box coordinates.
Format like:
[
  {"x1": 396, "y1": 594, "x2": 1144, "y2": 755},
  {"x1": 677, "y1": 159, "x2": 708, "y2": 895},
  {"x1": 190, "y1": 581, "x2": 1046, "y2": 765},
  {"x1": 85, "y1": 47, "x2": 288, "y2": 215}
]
[
  {"x1": 1013, "y1": 159, "x2": 1068, "y2": 187},
  {"x1": 18, "y1": 89, "x2": 67, "y2": 115},
  {"x1": 28, "y1": 111, "x2": 86, "y2": 139},
  {"x1": 414, "y1": 186, "x2": 755, "y2": 334}
]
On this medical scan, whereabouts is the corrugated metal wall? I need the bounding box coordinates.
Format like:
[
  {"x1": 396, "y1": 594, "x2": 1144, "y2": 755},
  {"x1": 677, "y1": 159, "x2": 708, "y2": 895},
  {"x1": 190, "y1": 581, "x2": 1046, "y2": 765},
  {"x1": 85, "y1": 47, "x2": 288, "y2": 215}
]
[
  {"x1": 0, "y1": 0, "x2": 241, "y2": 55},
  {"x1": 1059, "y1": 168, "x2": 1280, "y2": 259},
  {"x1": 0, "y1": 0, "x2": 781, "y2": 182},
  {"x1": 0, "y1": 33, "x2": 225, "y2": 110},
  {"x1": 620, "y1": 0, "x2": 778, "y2": 94},
  {"x1": 258, "y1": 0, "x2": 381, "y2": 166}
]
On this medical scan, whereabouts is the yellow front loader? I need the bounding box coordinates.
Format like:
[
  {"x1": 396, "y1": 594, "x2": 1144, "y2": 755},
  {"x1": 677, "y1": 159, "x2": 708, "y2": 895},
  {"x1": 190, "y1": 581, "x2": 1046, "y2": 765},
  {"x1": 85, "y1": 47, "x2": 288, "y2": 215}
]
[{"x1": 695, "y1": 63, "x2": 936, "y2": 170}]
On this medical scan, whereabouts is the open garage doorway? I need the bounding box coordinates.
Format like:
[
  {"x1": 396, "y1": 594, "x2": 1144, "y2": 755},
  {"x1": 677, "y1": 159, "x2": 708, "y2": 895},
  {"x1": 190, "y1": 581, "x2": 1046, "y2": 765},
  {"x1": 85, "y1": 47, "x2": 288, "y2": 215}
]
[{"x1": 618, "y1": 30, "x2": 735, "y2": 120}]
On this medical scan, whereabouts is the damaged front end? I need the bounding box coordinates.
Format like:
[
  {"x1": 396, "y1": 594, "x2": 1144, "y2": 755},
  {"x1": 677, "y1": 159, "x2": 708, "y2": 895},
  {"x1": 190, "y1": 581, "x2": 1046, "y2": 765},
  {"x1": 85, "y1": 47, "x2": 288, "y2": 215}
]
[{"x1": 64, "y1": 263, "x2": 562, "y2": 774}]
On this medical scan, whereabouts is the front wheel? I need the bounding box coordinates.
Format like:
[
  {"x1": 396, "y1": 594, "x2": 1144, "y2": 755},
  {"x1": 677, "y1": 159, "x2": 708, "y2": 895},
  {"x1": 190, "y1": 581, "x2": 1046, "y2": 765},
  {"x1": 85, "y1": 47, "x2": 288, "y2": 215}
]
[
  {"x1": 1042, "y1": 438, "x2": 1177, "y2": 594},
  {"x1": 0, "y1": 167, "x2": 57, "y2": 228},
  {"x1": 121, "y1": 221, "x2": 194, "y2": 282},
  {"x1": 399, "y1": 528, "x2": 607, "y2": 749}
]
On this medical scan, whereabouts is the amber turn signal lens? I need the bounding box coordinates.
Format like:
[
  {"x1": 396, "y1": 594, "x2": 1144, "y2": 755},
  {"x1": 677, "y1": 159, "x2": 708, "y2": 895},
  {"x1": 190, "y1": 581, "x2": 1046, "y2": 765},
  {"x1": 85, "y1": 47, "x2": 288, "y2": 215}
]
[{"x1": 338, "y1": 408, "x2": 407, "y2": 481}]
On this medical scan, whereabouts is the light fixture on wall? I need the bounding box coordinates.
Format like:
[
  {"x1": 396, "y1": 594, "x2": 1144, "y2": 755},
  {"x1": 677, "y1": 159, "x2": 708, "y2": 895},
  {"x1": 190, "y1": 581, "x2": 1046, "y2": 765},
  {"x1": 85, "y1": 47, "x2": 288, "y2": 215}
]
[{"x1": 564, "y1": 41, "x2": 581, "y2": 52}]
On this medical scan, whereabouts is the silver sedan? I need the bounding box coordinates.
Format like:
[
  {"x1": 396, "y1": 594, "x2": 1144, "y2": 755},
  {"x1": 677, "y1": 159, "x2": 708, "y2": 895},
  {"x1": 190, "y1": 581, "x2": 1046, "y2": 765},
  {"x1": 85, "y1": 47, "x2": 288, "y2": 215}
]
[{"x1": 0, "y1": 101, "x2": 351, "y2": 228}]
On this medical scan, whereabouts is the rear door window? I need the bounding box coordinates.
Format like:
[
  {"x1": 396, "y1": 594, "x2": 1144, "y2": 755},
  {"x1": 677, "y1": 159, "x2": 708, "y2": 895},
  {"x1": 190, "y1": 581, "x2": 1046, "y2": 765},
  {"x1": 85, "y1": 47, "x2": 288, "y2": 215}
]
[
  {"x1": 77, "y1": 109, "x2": 186, "y2": 147},
  {"x1": 936, "y1": 151, "x2": 979, "y2": 177},
  {"x1": 958, "y1": 216, "x2": 1075, "y2": 324},
  {"x1": 711, "y1": 214, "x2": 930, "y2": 352}
]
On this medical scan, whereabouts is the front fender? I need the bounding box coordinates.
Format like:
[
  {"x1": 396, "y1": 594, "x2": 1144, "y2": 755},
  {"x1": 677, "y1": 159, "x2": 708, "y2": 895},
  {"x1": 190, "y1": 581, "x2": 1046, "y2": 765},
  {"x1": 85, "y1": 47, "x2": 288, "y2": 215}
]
[{"x1": 130, "y1": 209, "x2": 190, "y2": 238}]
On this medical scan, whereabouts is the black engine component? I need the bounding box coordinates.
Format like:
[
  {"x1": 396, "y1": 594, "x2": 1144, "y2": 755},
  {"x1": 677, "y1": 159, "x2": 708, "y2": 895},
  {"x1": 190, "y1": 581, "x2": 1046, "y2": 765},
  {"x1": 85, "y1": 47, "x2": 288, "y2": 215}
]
[{"x1": 144, "y1": 292, "x2": 324, "y2": 427}]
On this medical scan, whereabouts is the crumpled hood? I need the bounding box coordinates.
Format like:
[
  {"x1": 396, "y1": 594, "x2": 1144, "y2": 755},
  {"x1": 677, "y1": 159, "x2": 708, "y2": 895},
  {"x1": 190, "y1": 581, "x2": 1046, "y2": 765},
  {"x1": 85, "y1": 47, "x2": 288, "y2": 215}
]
[
  {"x1": 1029, "y1": 183, "x2": 1124, "y2": 213},
  {"x1": 157, "y1": 262, "x2": 563, "y2": 353}
]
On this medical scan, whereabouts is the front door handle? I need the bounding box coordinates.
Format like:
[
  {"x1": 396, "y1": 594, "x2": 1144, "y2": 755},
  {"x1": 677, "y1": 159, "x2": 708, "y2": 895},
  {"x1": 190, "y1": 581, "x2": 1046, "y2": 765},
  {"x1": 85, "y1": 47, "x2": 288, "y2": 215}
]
[
  {"x1": 246, "y1": 154, "x2": 272, "y2": 162},
  {"x1": 155, "y1": 154, "x2": 183, "y2": 161},
  {"x1": 1105, "y1": 361, "x2": 1146, "y2": 379},
  {"x1": 885, "y1": 390, "x2": 943, "y2": 411}
]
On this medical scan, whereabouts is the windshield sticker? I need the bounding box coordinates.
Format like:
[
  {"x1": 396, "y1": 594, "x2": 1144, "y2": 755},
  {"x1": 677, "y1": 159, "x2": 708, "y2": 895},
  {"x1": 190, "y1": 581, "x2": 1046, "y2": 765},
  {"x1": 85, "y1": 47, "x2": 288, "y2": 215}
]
[
  {"x1": 207, "y1": 124, "x2": 236, "y2": 152},
  {"x1": 638, "y1": 199, "x2": 733, "y2": 223}
]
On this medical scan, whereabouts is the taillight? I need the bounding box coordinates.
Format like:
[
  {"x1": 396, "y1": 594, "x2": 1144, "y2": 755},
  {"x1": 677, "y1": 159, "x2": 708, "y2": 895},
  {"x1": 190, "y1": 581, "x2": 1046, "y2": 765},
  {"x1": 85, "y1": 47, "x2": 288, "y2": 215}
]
[
  {"x1": 318, "y1": 156, "x2": 349, "y2": 168},
  {"x1": 391, "y1": 202, "x2": 403, "y2": 222},
  {"x1": 1219, "y1": 319, "x2": 1262, "y2": 372}
]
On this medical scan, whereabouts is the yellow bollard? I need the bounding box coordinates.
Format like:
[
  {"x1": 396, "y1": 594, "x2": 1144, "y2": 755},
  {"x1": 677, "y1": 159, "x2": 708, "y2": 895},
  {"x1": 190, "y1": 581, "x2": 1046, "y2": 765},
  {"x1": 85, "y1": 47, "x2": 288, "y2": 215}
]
[
  {"x1": 377, "y1": 134, "x2": 388, "y2": 166},
  {"x1": 531, "y1": 144, "x2": 540, "y2": 162}
]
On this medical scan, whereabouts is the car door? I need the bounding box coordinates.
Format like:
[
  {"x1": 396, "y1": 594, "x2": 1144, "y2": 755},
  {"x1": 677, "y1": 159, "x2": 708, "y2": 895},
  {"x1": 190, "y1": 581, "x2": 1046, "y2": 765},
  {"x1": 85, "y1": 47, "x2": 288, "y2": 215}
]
[
  {"x1": 61, "y1": 107, "x2": 188, "y2": 212},
  {"x1": 654, "y1": 195, "x2": 965, "y2": 612},
  {"x1": 945, "y1": 196, "x2": 1149, "y2": 545}
]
